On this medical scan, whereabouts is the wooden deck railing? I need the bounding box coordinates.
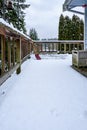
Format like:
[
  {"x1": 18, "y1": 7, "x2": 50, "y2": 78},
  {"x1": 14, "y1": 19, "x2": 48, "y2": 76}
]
[
  {"x1": 0, "y1": 19, "x2": 33, "y2": 85},
  {"x1": 0, "y1": 19, "x2": 84, "y2": 85},
  {"x1": 33, "y1": 40, "x2": 84, "y2": 54}
]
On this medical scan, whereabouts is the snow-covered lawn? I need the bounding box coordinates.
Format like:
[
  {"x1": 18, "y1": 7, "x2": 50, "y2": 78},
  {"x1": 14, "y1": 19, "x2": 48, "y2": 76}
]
[{"x1": 0, "y1": 54, "x2": 87, "y2": 130}]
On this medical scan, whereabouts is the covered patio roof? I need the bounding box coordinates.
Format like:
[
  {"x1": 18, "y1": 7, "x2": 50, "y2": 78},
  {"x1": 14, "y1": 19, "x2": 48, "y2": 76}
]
[
  {"x1": 63, "y1": 0, "x2": 87, "y2": 50},
  {"x1": 63, "y1": 0, "x2": 87, "y2": 15}
]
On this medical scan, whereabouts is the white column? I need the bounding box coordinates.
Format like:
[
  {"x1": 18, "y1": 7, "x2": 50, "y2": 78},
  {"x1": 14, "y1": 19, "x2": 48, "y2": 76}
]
[{"x1": 84, "y1": 7, "x2": 87, "y2": 50}]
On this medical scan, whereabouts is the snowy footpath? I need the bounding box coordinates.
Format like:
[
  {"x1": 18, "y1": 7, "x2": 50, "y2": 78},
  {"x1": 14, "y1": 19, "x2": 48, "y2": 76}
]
[{"x1": 0, "y1": 54, "x2": 87, "y2": 130}]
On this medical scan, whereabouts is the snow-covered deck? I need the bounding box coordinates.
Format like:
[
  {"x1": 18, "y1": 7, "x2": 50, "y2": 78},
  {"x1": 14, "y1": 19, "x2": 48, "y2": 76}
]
[{"x1": 0, "y1": 54, "x2": 87, "y2": 130}]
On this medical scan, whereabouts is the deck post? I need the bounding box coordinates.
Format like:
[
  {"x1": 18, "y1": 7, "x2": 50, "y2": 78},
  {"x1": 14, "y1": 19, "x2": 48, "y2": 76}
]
[
  {"x1": 77, "y1": 43, "x2": 79, "y2": 50},
  {"x1": 12, "y1": 39, "x2": 16, "y2": 66},
  {"x1": 64, "y1": 43, "x2": 66, "y2": 53},
  {"x1": 41, "y1": 44, "x2": 43, "y2": 52},
  {"x1": 28, "y1": 42, "x2": 30, "y2": 54},
  {"x1": 60, "y1": 43, "x2": 61, "y2": 53},
  {"x1": 56, "y1": 43, "x2": 58, "y2": 52},
  {"x1": 30, "y1": 42, "x2": 32, "y2": 53},
  {"x1": 1, "y1": 35, "x2": 5, "y2": 75},
  {"x1": 69, "y1": 43, "x2": 71, "y2": 53},
  {"x1": 45, "y1": 43, "x2": 46, "y2": 51},
  {"x1": 52, "y1": 43, "x2": 54, "y2": 51},
  {"x1": 73, "y1": 43, "x2": 75, "y2": 50},
  {"x1": 16, "y1": 37, "x2": 21, "y2": 74},
  {"x1": 7, "y1": 37, "x2": 11, "y2": 69}
]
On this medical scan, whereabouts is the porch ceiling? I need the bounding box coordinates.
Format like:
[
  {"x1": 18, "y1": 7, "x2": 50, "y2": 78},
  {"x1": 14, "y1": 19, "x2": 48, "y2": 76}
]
[{"x1": 63, "y1": 0, "x2": 87, "y2": 14}]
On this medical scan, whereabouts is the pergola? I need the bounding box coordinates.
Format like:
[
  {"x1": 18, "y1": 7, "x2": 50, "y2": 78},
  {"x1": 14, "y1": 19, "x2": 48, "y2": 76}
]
[{"x1": 63, "y1": 0, "x2": 87, "y2": 50}]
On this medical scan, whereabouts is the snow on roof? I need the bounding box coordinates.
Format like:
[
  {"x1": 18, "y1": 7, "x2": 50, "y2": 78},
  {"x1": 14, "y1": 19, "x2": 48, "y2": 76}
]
[{"x1": 0, "y1": 18, "x2": 31, "y2": 41}]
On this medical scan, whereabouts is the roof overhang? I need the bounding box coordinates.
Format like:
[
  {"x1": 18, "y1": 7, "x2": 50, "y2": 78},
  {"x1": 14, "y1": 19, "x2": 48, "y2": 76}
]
[{"x1": 63, "y1": 0, "x2": 87, "y2": 15}]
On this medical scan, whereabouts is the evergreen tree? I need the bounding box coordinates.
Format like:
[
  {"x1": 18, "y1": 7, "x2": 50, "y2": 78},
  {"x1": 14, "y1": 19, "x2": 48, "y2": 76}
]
[
  {"x1": 71, "y1": 15, "x2": 80, "y2": 40},
  {"x1": 58, "y1": 14, "x2": 84, "y2": 40},
  {"x1": 0, "y1": 0, "x2": 3, "y2": 18},
  {"x1": 79, "y1": 19, "x2": 84, "y2": 40},
  {"x1": 12, "y1": 0, "x2": 30, "y2": 33},
  {"x1": 64, "y1": 16, "x2": 72, "y2": 40},
  {"x1": 29, "y1": 28, "x2": 39, "y2": 40},
  {"x1": 0, "y1": 0, "x2": 30, "y2": 34},
  {"x1": 58, "y1": 14, "x2": 65, "y2": 40}
]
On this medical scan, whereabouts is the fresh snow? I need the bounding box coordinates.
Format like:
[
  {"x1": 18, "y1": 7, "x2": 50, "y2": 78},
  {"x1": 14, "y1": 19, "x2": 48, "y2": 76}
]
[
  {"x1": 0, "y1": 18, "x2": 31, "y2": 40},
  {"x1": 0, "y1": 54, "x2": 87, "y2": 130}
]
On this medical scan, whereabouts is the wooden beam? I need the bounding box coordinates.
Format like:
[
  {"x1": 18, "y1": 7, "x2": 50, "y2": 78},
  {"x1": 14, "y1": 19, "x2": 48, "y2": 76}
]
[{"x1": 16, "y1": 37, "x2": 21, "y2": 74}]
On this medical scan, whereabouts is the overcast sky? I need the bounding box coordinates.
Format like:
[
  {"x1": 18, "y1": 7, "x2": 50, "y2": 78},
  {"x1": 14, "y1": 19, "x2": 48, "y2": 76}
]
[{"x1": 25, "y1": 0, "x2": 84, "y2": 39}]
